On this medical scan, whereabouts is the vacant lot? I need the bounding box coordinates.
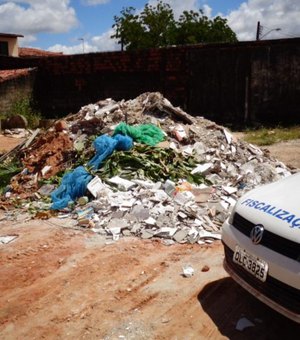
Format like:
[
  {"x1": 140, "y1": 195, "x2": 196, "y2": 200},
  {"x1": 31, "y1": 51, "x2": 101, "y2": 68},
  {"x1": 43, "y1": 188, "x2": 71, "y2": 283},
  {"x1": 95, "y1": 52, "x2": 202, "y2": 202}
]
[{"x1": 0, "y1": 134, "x2": 299, "y2": 339}]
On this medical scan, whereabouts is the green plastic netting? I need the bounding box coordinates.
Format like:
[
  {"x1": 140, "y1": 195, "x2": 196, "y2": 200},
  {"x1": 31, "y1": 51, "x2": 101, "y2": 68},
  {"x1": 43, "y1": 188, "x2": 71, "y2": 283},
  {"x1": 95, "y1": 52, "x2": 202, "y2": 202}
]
[{"x1": 113, "y1": 123, "x2": 165, "y2": 146}]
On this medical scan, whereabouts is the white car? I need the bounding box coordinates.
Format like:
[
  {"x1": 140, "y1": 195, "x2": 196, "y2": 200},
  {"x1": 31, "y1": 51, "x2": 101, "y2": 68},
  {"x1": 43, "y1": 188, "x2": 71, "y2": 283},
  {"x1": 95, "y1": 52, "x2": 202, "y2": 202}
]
[{"x1": 222, "y1": 172, "x2": 300, "y2": 323}]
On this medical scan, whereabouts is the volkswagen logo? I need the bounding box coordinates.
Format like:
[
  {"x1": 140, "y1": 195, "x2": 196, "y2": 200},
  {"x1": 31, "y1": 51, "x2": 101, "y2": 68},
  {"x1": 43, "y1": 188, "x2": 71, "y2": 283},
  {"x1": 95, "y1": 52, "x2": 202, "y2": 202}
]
[{"x1": 250, "y1": 224, "x2": 264, "y2": 244}]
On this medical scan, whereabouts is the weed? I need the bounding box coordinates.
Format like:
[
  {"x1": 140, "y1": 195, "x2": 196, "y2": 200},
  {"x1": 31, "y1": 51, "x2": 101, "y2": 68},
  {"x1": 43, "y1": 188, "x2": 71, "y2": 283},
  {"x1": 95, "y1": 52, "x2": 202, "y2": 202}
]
[
  {"x1": 0, "y1": 161, "x2": 22, "y2": 194},
  {"x1": 8, "y1": 96, "x2": 41, "y2": 128},
  {"x1": 243, "y1": 126, "x2": 300, "y2": 146}
]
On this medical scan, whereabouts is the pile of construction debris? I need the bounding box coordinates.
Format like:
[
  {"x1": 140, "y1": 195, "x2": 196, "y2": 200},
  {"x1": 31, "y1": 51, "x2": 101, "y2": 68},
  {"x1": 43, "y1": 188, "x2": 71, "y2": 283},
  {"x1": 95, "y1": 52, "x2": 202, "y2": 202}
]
[{"x1": 0, "y1": 92, "x2": 296, "y2": 244}]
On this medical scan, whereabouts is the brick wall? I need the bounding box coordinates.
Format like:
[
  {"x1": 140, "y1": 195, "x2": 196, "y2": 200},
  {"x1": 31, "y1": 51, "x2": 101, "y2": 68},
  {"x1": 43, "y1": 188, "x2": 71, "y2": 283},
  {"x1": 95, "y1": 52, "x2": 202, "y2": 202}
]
[
  {"x1": 0, "y1": 69, "x2": 37, "y2": 116},
  {"x1": 0, "y1": 38, "x2": 299, "y2": 126}
]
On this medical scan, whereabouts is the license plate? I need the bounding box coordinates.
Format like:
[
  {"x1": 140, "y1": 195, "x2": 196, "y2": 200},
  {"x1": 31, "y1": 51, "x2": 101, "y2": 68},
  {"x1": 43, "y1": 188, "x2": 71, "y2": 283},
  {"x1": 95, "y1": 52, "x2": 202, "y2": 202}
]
[{"x1": 233, "y1": 245, "x2": 268, "y2": 282}]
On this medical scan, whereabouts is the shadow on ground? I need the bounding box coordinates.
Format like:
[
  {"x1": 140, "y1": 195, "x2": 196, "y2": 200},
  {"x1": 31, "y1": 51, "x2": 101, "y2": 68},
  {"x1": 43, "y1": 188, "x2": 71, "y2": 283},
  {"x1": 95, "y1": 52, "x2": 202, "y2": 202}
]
[{"x1": 198, "y1": 277, "x2": 300, "y2": 340}]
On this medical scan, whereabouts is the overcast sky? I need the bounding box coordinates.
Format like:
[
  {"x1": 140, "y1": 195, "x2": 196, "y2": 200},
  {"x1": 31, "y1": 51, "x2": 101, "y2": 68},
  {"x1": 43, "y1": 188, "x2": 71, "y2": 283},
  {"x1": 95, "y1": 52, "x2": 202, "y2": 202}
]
[{"x1": 0, "y1": 0, "x2": 299, "y2": 54}]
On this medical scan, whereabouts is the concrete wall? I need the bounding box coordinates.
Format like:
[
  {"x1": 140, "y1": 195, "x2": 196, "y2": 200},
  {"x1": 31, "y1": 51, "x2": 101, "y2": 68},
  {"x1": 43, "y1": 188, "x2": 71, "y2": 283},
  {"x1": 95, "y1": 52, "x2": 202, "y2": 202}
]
[{"x1": 1, "y1": 38, "x2": 299, "y2": 126}]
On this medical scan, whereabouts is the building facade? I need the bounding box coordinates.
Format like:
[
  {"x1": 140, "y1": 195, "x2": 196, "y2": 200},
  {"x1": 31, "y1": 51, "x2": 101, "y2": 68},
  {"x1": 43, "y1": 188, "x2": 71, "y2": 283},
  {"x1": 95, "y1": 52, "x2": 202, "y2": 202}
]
[{"x1": 0, "y1": 33, "x2": 24, "y2": 57}]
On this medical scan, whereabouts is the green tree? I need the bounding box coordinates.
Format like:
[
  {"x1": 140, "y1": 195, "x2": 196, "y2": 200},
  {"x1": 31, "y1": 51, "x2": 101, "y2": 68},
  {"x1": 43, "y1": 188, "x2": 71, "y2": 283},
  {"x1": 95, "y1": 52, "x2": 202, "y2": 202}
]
[
  {"x1": 176, "y1": 10, "x2": 237, "y2": 44},
  {"x1": 111, "y1": 1, "x2": 237, "y2": 51},
  {"x1": 112, "y1": 2, "x2": 177, "y2": 50}
]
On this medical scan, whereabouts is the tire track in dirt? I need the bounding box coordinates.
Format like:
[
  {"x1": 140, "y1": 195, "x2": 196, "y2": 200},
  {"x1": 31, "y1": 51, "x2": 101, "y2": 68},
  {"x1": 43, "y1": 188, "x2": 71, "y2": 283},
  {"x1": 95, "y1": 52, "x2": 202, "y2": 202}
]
[{"x1": 2, "y1": 217, "x2": 299, "y2": 339}]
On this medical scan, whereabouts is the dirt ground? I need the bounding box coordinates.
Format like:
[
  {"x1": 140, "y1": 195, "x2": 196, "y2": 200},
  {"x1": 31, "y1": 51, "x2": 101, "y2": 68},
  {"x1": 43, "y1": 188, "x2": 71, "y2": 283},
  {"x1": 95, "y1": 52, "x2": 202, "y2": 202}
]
[
  {"x1": 0, "y1": 135, "x2": 25, "y2": 154},
  {"x1": 1, "y1": 217, "x2": 300, "y2": 340},
  {"x1": 0, "y1": 135, "x2": 300, "y2": 339},
  {"x1": 263, "y1": 139, "x2": 300, "y2": 169}
]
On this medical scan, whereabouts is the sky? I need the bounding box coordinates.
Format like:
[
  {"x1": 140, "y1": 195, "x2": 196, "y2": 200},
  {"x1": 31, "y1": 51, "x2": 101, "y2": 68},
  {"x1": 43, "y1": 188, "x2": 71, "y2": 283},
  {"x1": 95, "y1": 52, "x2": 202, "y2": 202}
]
[{"x1": 0, "y1": 0, "x2": 299, "y2": 54}]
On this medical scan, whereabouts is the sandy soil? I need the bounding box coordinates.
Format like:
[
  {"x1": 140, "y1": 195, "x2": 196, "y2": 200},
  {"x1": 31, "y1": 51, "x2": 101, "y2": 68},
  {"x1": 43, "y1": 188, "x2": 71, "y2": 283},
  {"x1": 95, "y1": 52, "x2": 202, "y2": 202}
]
[
  {"x1": 1, "y1": 218, "x2": 300, "y2": 340},
  {"x1": 263, "y1": 139, "x2": 300, "y2": 169},
  {"x1": 0, "y1": 135, "x2": 24, "y2": 154}
]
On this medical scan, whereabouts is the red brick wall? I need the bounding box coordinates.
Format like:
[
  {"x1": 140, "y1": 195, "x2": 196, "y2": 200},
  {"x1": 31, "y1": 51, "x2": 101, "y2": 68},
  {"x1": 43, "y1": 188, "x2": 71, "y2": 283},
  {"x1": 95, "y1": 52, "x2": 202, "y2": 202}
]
[{"x1": 1, "y1": 39, "x2": 300, "y2": 126}]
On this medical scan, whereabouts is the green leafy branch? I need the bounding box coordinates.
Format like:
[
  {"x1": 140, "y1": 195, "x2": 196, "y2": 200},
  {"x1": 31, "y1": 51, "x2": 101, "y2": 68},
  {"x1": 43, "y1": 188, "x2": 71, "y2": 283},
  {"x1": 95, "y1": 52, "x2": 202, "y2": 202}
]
[{"x1": 96, "y1": 144, "x2": 206, "y2": 185}]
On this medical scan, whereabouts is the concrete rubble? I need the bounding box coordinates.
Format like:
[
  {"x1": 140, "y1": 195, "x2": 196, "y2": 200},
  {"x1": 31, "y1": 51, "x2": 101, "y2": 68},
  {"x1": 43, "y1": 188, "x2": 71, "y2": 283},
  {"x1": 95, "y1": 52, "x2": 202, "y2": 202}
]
[
  {"x1": 0, "y1": 92, "x2": 297, "y2": 245},
  {"x1": 0, "y1": 235, "x2": 18, "y2": 244}
]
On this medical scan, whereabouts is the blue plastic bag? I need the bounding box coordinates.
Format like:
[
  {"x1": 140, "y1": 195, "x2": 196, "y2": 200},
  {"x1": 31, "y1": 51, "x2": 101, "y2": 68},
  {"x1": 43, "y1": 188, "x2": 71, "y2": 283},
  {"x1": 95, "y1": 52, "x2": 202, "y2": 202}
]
[
  {"x1": 51, "y1": 166, "x2": 92, "y2": 210},
  {"x1": 87, "y1": 134, "x2": 132, "y2": 170},
  {"x1": 51, "y1": 134, "x2": 133, "y2": 210}
]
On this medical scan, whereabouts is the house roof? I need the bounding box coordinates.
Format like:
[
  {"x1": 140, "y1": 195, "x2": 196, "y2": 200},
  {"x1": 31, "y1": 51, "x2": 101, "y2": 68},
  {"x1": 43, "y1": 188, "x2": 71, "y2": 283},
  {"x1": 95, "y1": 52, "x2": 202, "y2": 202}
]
[
  {"x1": 0, "y1": 33, "x2": 24, "y2": 38},
  {"x1": 0, "y1": 68, "x2": 33, "y2": 82},
  {"x1": 19, "y1": 47, "x2": 63, "y2": 57}
]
